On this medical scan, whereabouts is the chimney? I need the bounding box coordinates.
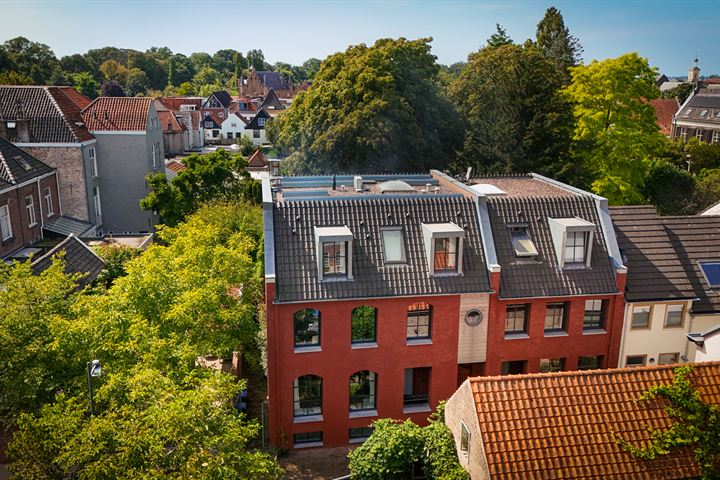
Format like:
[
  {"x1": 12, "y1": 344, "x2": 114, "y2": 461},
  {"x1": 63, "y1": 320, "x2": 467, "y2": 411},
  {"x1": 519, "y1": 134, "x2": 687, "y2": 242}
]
[{"x1": 16, "y1": 118, "x2": 30, "y2": 143}]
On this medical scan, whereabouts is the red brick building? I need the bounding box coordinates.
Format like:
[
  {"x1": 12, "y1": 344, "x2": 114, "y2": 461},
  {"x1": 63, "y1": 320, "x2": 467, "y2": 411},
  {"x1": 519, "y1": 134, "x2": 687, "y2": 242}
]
[{"x1": 0, "y1": 137, "x2": 61, "y2": 259}]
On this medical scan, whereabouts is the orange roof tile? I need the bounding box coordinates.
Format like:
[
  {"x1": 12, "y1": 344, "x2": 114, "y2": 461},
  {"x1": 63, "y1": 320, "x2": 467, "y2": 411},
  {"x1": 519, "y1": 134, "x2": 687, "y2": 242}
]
[
  {"x1": 650, "y1": 98, "x2": 680, "y2": 136},
  {"x1": 55, "y1": 86, "x2": 92, "y2": 110},
  {"x1": 468, "y1": 362, "x2": 720, "y2": 479},
  {"x1": 81, "y1": 97, "x2": 153, "y2": 131},
  {"x1": 165, "y1": 160, "x2": 186, "y2": 173},
  {"x1": 157, "y1": 97, "x2": 203, "y2": 111},
  {"x1": 247, "y1": 149, "x2": 267, "y2": 168},
  {"x1": 158, "y1": 110, "x2": 186, "y2": 133}
]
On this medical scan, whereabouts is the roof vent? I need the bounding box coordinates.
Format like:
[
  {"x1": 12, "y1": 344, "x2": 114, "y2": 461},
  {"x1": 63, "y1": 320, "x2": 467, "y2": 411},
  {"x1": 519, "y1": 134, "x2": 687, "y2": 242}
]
[{"x1": 354, "y1": 175, "x2": 364, "y2": 192}]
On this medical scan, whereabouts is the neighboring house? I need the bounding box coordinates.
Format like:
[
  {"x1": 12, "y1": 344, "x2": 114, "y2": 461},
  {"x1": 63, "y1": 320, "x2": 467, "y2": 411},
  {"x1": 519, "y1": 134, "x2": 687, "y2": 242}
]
[
  {"x1": 259, "y1": 88, "x2": 285, "y2": 113},
  {"x1": 81, "y1": 97, "x2": 163, "y2": 234},
  {"x1": 445, "y1": 362, "x2": 720, "y2": 480},
  {"x1": 671, "y1": 87, "x2": 720, "y2": 143},
  {"x1": 164, "y1": 159, "x2": 186, "y2": 180},
  {"x1": 263, "y1": 174, "x2": 494, "y2": 449},
  {"x1": 158, "y1": 110, "x2": 188, "y2": 155},
  {"x1": 611, "y1": 205, "x2": 720, "y2": 366},
  {"x1": 219, "y1": 112, "x2": 248, "y2": 143},
  {"x1": 438, "y1": 172, "x2": 627, "y2": 378},
  {"x1": 0, "y1": 86, "x2": 99, "y2": 228},
  {"x1": 246, "y1": 149, "x2": 280, "y2": 178},
  {"x1": 30, "y1": 233, "x2": 105, "y2": 287},
  {"x1": 0, "y1": 136, "x2": 62, "y2": 259},
  {"x1": 242, "y1": 109, "x2": 271, "y2": 145},
  {"x1": 202, "y1": 111, "x2": 224, "y2": 143},
  {"x1": 202, "y1": 91, "x2": 233, "y2": 110},
  {"x1": 238, "y1": 68, "x2": 294, "y2": 98},
  {"x1": 650, "y1": 98, "x2": 679, "y2": 137},
  {"x1": 688, "y1": 325, "x2": 720, "y2": 361},
  {"x1": 154, "y1": 97, "x2": 204, "y2": 148}
]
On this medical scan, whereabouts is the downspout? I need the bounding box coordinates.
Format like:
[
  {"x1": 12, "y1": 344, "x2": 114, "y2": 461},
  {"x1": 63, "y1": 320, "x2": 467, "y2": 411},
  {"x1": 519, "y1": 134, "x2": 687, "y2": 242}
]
[{"x1": 14, "y1": 187, "x2": 27, "y2": 247}]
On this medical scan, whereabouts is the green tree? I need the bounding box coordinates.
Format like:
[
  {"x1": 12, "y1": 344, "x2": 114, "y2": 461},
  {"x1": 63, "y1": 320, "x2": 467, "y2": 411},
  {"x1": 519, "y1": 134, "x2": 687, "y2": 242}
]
[
  {"x1": 563, "y1": 53, "x2": 666, "y2": 204},
  {"x1": 695, "y1": 169, "x2": 720, "y2": 212},
  {"x1": 535, "y1": 7, "x2": 583, "y2": 82},
  {"x1": 246, "y1": 49, "x2": 266, "y2": 71},
  {"x1": 0, "y1": 70, "x2": 33, "y2": 85},
  {"x1": 642, "y1": 160, "x2": 697, "y2": 215},
  {"x1": 486, "y1": 24, "x2": 513, "y2": 47},
  {"x1": 101, "y1": 80, "x2": 126, "y2": 97},
  {"x1": 617, "y1": 365, "x2": 720, "y2": 479},
  {"x1": 189, "y1": 52, "x2": 213, "y2": 72},
  {"x1": 140, "y1": 149, "x2": 259, "y2": 226},
  {"x1": 661, "y1": 82, "x2": 694, "y2": 104},
  {"x1": 70, "y1": 72, "x2": 100, "y2": 98},
  {"x1": 193, "y1": 65, "x2": 222, "y2": 89},
  {"x1": 450, "y1": 43, "x2": 574, "y2": 177},
  {"x1": 93, "y1": 244, "x2": 141, "y2": 289},
  {"x1": 1, "y1": 36, "x2": 59, "y2": 84},
  {"x1": 99, "y1": 59, "x2": 129, "y2": 84},
  {"x1": 301, "y1": 57, "x2": 322, "y2": 80},
  {"x1": 273, "y1": 37, "x2": 461, "y2": 174},
  {"x1": 124, "y1": 67, "x2": 150, "y2": 96},
  {"x1": 59, "y1": 53, "x2": 92, "y2": 74}
]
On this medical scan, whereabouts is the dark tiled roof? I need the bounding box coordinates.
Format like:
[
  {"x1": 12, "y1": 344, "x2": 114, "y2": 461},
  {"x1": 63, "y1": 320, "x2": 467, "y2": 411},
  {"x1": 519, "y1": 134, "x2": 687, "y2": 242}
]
[
  {"x1": 245, "y1": 109, "x2": 270, "y2": 130},
  {"x1": 259, "y1": 89, "x2": 283, "y2": 110},
  {"x1": 610, "y1": 206, "x2": 695, "y2": 302},
  {"x1": 31, "y1": 234, "x2": 105, "y2": 287},
  {"x1": 205, "y1": 91, "x2": 232, "y2": 108},
  {"x1": 255, "y1": 71, "x2": 291, "y2": 91},
  {"x1": 0, "y1": 136, "x2": 55, "y2": 187},
  {"x1": 273, "y1": 195, "x2": 491, "y2": 302},
  {"x1": 677, "y1": 90, "x2": 720, "y2": 125},
  {"x1": 0, "y1": 86, "x2": 94, "y2": 143},
  {"x1": 467, "y1": 362, "x2": 720, "y2": 480},
  {"x1": 82, "y1": 97, "x2": 152, "y2": 131},
  {"x1": 487, "y1": 195, "x2": 618, "y2": 299},
  {"x1": 43, "y1": 215, "x2": 94, "y2": 237}
]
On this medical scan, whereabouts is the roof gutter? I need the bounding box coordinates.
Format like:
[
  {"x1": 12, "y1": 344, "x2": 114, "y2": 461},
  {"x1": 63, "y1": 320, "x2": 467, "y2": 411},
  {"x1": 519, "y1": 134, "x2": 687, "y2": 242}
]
[{"x1": 261, "y1": 176, "x2": 276, "y2": 283}]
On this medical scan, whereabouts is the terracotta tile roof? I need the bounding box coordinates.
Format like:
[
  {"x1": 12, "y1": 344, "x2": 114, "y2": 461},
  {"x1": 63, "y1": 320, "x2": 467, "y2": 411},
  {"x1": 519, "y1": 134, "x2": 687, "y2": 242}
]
[
  {"x1": 55, "y1": 87, "x2": 92, "y2": 110},
  {"x1": 158, "y1": 111, "x2": 186, "y2": 133},
  {"x1": 202, "y1": 111, "x2": 224, "y2": 128},
  {"x1": 165, "y1": 160, "x2": 186, "y2": 173},
  {"x1": 156, "y1": 97, "x2": 202, "y2": 111},
  {"x1": 650, "y1": 98, "x2": 679, "y2": 135},
  {"x1": 247, "y1": 149, "x2": 267, "y2": 168},
  {"x1": 0, "y1": 86, "x2": 94, "y2": 143},
  {"x1": 82, "y1": 97, "x2": 152, "y2": 131},
  {"x1": 468, "y1": 362, "x2": 720, "y2": 479}
]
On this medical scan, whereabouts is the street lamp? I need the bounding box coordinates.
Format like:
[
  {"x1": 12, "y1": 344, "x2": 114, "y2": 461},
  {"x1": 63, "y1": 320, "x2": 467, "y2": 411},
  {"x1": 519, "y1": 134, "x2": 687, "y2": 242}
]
[{"x1": 87, "y1": 359, "x2": 102, "y2": 416}]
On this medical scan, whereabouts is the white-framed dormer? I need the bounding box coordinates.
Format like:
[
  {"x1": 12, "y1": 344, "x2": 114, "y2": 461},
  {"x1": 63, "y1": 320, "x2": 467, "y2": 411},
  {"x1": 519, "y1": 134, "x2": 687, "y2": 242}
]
[
  {"x1": 314, "y1": 226, "x2": 354, "y2": 281},
  {"x1": 548, "y1": 217, "x2": 595, "y2": 269},
  {"x1": 421, "y1": 222, "x2": 465, "y2": 276}
]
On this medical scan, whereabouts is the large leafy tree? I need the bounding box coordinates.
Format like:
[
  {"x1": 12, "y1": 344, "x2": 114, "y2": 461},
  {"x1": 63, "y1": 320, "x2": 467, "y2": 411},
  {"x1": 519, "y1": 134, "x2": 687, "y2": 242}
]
[
  {"x1": 1, "y1": 37, "x2": 60, "y2": 84},
  {"x1": 535, "y1": 7, "x2": 583, "y2": 82},
  {"x1": 450, "y1": 43, "x2": 574, "y2": 177},
  {"x1": 563, "y1": 53, "x2": 665, "y2": 204},
  {"x1": 140, "y1": 149, "x2": 260, "y2": 226},
  {"x1": 273, "y1": 37, "x2": 462, "y2": 174}
]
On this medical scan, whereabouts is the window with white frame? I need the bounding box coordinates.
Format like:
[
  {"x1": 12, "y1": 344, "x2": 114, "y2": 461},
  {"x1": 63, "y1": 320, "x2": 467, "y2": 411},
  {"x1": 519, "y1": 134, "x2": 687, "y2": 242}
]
[
  {"x1": 713, "y1": 130, "x2": 720, "y2": 144},
  {"x1": 315, "y1": 226, "x2": 353, "y2": 281},
  {"x1": 680, "y1": 128, "x2": 688, "y2": 140},
  {"x1": 583, "y1": 299, "x2": 605, "y2": 330},
  {"x1": 434, "y1": 237, "x2": 459, "y2": 273},
  {"x1": 548, "y1": 218, "x2": 594, "y2": 268},
  {"x1": 323, "y1": 241, "x2": 347, "y2": 276},
  {"x1": 43, "y1": 187, "x2": 53, "y2": 216},
  {"x1": 258, "y1": 117, "x2": 266, "y2": 127},
  {"x1": 25, "y1": 195, "x2": 36, "y2": 227},
  {"x1": 381, "y1": 227, "x2": 405, "y2": 263},
  {"x1": 0, "y1": 204, "x2": 12, "y2": 241},
  {"x1": 626, "y1": 355, "x2": 647, "y2": 367},
  {"x1": 509, "y1": 225, "x2": 538, "y2": 257},
  {"x1": 93, "y1": 186, "x2": 102, "y2": 225},
  {"x1": 460, "y1": 421, "x2": 471, "y2": 458},
  {"x1": 564, "y1": 231, "x2": 588, "y2": 264},
  {"x1": 89, "y1": 147, "x2": 98, "y2": 177}
]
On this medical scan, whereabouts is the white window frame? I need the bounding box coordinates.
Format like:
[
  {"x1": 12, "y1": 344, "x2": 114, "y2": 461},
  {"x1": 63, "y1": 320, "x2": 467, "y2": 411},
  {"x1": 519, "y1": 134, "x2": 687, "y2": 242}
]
[
  {"x1": 93, "y1": 186, "x2": 102, "y2": 226},
  {"x1": 43, "y1": 187, "x2": 53, "y2": 217},
  {"x1": 152, "y1": 143, "x2": 158, "y2": 167},
  {"x1": 460, "y1": 421, "x2": 471, "y2": 458},
  {"x1": 564, "y1": 231, "x2": 588, "y2": 264},
  {"x1": 25, "y1": 195, "x2": 36, "y2": 227},
  {"x1": 381, "y1": 227, "x2": 406, "y2": 263},
  {"x1": 712, "y1": 130, "x2": 720, "y2": 144},
  {"x1": 258, "y1": 116, "x2": 266, "y2": 127},
  {"x1": 89, "y1": 147, "x2": 98, "y2": 177},
  {"x1": 0, "y1": 204, "x2": 12, "y2": 241}
]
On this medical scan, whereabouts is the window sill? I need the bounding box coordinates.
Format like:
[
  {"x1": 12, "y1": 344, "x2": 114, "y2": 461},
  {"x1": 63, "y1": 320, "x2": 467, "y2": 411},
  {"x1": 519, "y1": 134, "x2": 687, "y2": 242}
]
[
  {"x1": 544, "y1": 331, "x2": 569, "y2": 337},
  {"x1": 351, "y1": 342, "x2": 378, "y2": 350},
  {"x1": 582, "y1": 328, "x2": 606, "y2": 335},
  {"x1": 293, "y1": 414, "x2": 323, "y2": 424},
  {"x1": 349, "y1": 437, "x2": 369, "y2": 444},
  {"x1": 407, "y1": 338, "x2": 433, "y2": 346},
  {"x1": 294, "y1": 346, "x2": 322, "y2": 354},
  {"x1": 403, "y1": 404, "x2": 431, "y2": 414},
  {"x1": 504, "y1": 333, "x2": 529, "y2": 340},
  {"x1": 294, "y1": 441, "x2": 324, "y2": 449},
  {"x1": 28, "y1": 223, "x2": 37, "y2": 228},
  {"x1": 663, "y1": 325, "x2": 684, "y2": 329},
  {"x1": 349, "y1": 409, "x2": 377, "y2": 419}
]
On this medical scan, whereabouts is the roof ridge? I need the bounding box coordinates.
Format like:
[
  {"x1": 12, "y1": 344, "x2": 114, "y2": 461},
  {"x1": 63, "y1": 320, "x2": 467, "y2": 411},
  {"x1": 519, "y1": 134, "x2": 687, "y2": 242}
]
[{"x1": 0, "y1": 148, "x2": 14, "y2": 184}]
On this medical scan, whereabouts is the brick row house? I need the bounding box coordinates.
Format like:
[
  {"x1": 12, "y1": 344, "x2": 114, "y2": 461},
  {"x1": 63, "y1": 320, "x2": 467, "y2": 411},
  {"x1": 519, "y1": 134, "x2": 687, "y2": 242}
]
[
  {"x1": 0, "y1": 137, "x2": 61, "y2": 259},
  {"x1": 262, "y1": 171, "x2": 628, "y2": 449}
]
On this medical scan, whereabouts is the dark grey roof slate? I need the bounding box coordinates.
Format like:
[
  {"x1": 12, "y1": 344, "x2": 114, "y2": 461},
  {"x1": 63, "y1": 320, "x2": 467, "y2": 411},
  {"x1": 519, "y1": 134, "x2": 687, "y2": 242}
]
[
  {"x1": 273, "y1": 195, "x2": 491, "y2": 302},
  {"x1": 245, "y1": 109, "x2": 270, "y2": 130},
  {"x1": 207, "y1": 91, "x2": 232, "y2": 108},
  {"x1": 0, "y1": 136, "x2": 55, "y2": 187},
  {"x1": 43, "y1": 215, "x2": 94, "y2": 236},
  {"x1": 487, "y1": 195, "x2": 618, "y2": 299},
  {"x1": 31, "y1": 234, "x2": 105, "y2": 287},
  {"x1": 256, "y1": 71, "x2": 291, "y2": 91},
  {"x1": 260, "y1": 89, "x2": 283, "y2": 110}
]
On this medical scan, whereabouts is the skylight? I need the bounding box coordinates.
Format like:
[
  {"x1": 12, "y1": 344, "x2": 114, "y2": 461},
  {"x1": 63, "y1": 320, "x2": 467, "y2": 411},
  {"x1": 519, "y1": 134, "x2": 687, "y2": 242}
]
[
  {"x1": 700, "y1": 110, "x2": 708, "y2": 117},
  {"x1": 378, "y1": 180, "x2": 415, "y2": 193},
  {"x1": 683, "y1": 108, "x2": 693, "y2": 116},
  {"x1": 699, "y1": 261, "x2": 720, "y2": 288},
  {"x1": 14, "y1": 155, "x2": 33, "y2": 171},
  {"x1": 510, "y1": 226, "x2": 538, "y2": 257},
  {"x1": 381, "y1": 228, "x2": 406, "y2": 263}
]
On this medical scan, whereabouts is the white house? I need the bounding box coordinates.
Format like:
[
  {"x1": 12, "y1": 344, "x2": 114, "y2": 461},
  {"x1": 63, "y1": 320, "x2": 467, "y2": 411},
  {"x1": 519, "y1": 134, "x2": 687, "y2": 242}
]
[{"x1": 220, "y1": 112, "x2": 248, "y2": 143}]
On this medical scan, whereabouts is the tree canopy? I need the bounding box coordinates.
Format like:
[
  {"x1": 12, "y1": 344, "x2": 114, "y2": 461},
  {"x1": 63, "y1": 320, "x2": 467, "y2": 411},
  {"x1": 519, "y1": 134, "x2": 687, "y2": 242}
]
[
  {"x1": 272, "y1": 37, "x2": 462, "y2": 174},
  {"x1": 535, "y1": 7, "x2": 583, "y2": 81}
]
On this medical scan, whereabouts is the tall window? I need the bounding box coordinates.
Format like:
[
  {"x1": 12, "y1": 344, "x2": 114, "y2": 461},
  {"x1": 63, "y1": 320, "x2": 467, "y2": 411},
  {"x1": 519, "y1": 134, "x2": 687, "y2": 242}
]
[
  {"x1": 349, "y1": 371, "x2": 377, "y2": 412},
  {"x1": 152, "y1": 143, "x2": 157, "y2": 167},
  {"x1": 544, "y1": 303, "x2": 567, "y2": 333},
  {"x1": 403, "y1": 367, "x2": 430, "y2": 407},
  {"x1": 713, "y1": 131, "x2": 720, "y2": 144},
  {"x1": 43, "y1": 187, "x2": 53, "y2": 216},
  {"x1": 293, "y1": 375, "x2": 322, "y2": 417},
  {"x1": 0, "y1": 204, "x2": 12, "y2": 241},
  {"x1": 381, "y1": 228, "x2": 405, "y2": 263},
  {"x1": 434, "y1": 237, "x2": 458, "y2": 272},
  {"x1": 460, "y1": 422, "x2": 470, "y2": 458},
  {"x1": 253, "y1": 129, "x2": 261, "y2": 138},
  {"x1": 322, "y1": 241, "x2": 347, "y2": 276},
  {"x1": 578, "y1": 355, "x2": 602, "y2": 370},
  {"x1": 351, "y1": 306, "x2": 376, "y2": 344},
  {"x1": 407, "y1": 302, "x2": 431, "y2": 340},
  {"x1": 93, "y1": 187, "x2": 102, "y2": 225},
  {"x1": 258, "y1": 117, "x2": 266, "y2": 127},
  {"x1": 505, "y1": 304, "x2": 528, "y2": 335},
  {"x1": 25, "y1": 196, "x2": 36, "y2": 227},
  {"x1": 564, "y1": 231, "x2": 587, "y2": 264},
  {"x1": 294, "y1": 309, "x2": 320, "y2": 347},
  {"x1": 665, "y1": 305, "x2": 684, "y2": 328},
  {"x1": 89, "y1": 147, "x2": 98, "y2": 177},
  {"x1": 584, "y1": 300, "x2": 605, "y2": 330},
  {"x1": 631, "y1": 306, "x2": 651, "y2": 329}
]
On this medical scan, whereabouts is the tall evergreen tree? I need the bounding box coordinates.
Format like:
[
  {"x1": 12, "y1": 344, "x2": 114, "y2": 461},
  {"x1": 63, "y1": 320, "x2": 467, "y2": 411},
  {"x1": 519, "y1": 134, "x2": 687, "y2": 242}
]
[
  {"x1": 487, "y1": 24, "x2": 513, "y2": 47},
  {"x1": 535, "y1": 7, "x2": 583, "y2": 81}
]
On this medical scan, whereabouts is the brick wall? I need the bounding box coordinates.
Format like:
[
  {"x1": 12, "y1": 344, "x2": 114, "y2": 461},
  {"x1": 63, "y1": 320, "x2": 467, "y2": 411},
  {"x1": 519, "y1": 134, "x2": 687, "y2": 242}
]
[
  {"x1": 445, "y1": 381, "x2": 489, "y2": 480},
  {"x1": 0, "y1": 180, "x2": 44, "y2": 258}
]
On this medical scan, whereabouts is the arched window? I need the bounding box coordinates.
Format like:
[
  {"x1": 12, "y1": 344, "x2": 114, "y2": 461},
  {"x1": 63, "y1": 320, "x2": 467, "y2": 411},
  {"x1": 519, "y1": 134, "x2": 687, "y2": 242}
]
[
  {"x1": 349, "y1": 371, "x2": 377, "y2": 412},
  {"x1": 407, "y1": 302, "x2": 432, "y2": 340},
  {"x1": 294, "y1": 375, "x2": 322, "y2": 417},
  {"x1": 294, "y1": 309, "x2": 320, "y2": 347},
  {"x1": 351, "y1": 306, "x2": 377, "y2": 344}
]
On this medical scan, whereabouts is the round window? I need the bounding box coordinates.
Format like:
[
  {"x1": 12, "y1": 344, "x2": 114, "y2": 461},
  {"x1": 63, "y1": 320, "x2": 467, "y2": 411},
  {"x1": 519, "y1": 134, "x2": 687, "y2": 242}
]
[{"x1": 465, "y1": 309, "x2": 483, "y2": 327}]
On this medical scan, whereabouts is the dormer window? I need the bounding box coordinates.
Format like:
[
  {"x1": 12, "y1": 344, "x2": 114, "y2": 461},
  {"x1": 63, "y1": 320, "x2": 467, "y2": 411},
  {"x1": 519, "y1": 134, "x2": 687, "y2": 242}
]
[
  {"x1": 6, "y1": 121, "x2": 16, "y2": 129},
  {"x1": 548, "y1": 217, "x2": 595, "y2": 269},
  {"x1": 421, "y1": 222, "x2": 465, "y2": 276},
  {"x1": 315, "y1": 226, "x2": 353, "y2": 281},
  {"x1": 509, "y1": 225, "x2": 538, "y2": 257},
  {"x1": 258, "y1": 117, "x2": 266, "y2": 127}
]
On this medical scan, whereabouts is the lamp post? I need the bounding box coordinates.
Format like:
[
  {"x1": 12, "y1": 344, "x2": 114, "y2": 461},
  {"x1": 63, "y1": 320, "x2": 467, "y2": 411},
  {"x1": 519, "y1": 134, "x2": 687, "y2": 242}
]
[{"x1": 87, "y1": 359, "x2": 102, "y2": 416}]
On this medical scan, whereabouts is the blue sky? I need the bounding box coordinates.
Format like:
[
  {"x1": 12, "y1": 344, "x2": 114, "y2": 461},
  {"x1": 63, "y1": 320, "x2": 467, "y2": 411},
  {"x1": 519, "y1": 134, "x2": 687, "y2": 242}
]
[{"x1": 2, "y1": 0, "x2": 718, "y2": 76}]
